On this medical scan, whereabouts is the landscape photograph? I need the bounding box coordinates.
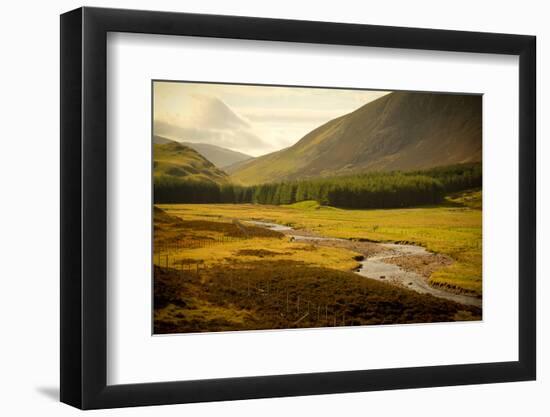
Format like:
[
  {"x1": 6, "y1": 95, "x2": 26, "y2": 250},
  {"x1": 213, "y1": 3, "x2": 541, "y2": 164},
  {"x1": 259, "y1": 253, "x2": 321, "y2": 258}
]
[{"x1": 152, "y1": 81, "x2": 482, "y2": 334}]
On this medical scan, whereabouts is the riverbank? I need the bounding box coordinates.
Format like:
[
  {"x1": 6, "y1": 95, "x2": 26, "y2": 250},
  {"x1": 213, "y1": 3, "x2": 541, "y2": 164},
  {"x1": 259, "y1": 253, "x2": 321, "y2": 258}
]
[{"x1": 245, "y1": 220, "x2": 481, "y2": 307}]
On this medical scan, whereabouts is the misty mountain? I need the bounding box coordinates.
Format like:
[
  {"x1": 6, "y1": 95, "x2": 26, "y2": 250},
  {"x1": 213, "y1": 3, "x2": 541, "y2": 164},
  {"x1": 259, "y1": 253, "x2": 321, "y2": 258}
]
[
  {"x1": 153, "y1": 135, "x2": 252, "y2": 169},
  {"x1": 230, "y1": 91, "x2": 482, "y2": 185},
  {"x1": 180, "y1": 142, "x2": 252, "y2": 168},
  {"x1": 153, "y1": 93, "x2": 270, "y2": 155},
  {"x1": 153, "y1": 135, "x2": 176, "y2": 145}
]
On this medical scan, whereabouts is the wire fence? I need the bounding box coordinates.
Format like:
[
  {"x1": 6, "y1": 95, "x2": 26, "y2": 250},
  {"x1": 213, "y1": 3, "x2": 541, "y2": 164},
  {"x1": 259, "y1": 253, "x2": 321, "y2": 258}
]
[
  {"x1": 155, "y1": 252, "x2": 356, "y2": 328},
  {"x1": 155, "y1": 234, "x2": 247, "y2": 253}
]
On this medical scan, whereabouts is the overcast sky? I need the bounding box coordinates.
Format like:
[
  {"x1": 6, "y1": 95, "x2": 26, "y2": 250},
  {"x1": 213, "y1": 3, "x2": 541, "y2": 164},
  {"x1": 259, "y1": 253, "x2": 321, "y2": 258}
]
[{"x1": 153, "y1": 81, "x2": 389, "y2": 157}]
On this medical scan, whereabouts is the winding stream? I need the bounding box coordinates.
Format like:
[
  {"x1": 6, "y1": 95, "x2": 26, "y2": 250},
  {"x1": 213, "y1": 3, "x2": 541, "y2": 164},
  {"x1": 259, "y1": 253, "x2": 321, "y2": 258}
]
[{"x1": 246, "y1": 220, "x2": 481, "y2": 307}]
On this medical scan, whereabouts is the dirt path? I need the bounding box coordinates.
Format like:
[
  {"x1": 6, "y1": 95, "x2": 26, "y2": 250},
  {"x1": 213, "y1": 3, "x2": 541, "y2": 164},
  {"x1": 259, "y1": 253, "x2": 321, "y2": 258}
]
[{"x1": 245, "y1": 220, "x2": 481, "y2": 308}]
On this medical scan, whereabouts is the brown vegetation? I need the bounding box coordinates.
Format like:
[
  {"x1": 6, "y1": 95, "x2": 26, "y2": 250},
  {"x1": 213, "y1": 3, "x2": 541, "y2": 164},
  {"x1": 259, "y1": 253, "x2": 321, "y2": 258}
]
[{"x1": 154, "y1": 260, "x2": 481, "y2": 334}]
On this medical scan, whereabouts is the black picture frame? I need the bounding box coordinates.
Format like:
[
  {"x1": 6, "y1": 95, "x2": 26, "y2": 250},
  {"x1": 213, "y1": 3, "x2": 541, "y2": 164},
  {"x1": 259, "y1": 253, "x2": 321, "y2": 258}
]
[{"x1": 60, "y1": 6, "x2": 536, "y2": 410}]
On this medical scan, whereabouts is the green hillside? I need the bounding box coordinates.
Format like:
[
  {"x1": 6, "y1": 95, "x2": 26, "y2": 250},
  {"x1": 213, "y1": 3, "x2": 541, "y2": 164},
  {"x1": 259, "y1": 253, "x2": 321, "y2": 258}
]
[
  {"x1": 231, "y1": 91, "x2": 482, "y2": 185},
  {"x1": 153, "y1": 134, "x2": 253, "y2": 169},
  {"x1": 154, "y1": 142, "x2": 229, "y2": 184},
  {"x1": 154, "y1": 142, "x2": 231, "y2": 204}
]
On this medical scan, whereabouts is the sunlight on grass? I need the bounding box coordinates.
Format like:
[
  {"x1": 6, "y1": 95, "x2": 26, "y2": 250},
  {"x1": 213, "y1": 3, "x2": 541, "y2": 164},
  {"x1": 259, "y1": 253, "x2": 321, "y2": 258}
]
[
  {"x1": 160, "y1": 198, "x2": 482, "y2": 295},
  {"x1": 160, "y1": 237, "x2": 360, "y2": 272}
]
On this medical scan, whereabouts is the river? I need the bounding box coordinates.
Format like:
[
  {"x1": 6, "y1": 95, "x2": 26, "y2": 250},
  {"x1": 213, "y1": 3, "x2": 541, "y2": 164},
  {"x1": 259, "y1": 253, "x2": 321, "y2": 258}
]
[{"x1": 245, "y1": 220, "x2": 481, "y2": 307}]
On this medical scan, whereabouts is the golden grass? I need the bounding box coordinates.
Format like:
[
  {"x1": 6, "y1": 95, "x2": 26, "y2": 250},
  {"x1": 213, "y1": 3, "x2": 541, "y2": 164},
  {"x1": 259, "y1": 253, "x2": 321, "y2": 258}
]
[
  {"x1": 155, "y1": 227, "x2": 360, "y2": 273},
  {"x1": 159, "y1": 197, "x2": 482, "y2": 295}
]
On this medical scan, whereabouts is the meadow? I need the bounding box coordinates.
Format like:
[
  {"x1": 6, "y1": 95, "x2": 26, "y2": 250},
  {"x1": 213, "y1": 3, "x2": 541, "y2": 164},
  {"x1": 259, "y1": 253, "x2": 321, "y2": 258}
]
[
  {"x1": 153, "y1": 190, "x2": 482, "y2": 333},
  {"x1": 159, "y1": 190, "x2": 482, "y2": 294}
]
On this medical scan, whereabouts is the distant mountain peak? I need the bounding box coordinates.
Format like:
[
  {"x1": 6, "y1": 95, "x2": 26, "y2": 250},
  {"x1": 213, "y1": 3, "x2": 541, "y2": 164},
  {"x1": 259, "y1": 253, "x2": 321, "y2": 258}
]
[
  {"x1": 181, "y1": 141, "x2": 252, "y2": 169},
  {"x1": 153, "y1": 94, "x2": 270, "y2": 156}
]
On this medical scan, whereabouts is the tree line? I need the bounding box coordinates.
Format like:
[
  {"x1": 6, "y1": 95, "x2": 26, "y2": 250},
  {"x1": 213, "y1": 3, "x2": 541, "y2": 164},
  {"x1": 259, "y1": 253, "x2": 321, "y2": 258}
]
[
  {"x1": 154, "y1": 163, "x2": 482, "y2": 209},
  {"x1": 410, "y1": 163, "x2": 482, "y2": 192}
]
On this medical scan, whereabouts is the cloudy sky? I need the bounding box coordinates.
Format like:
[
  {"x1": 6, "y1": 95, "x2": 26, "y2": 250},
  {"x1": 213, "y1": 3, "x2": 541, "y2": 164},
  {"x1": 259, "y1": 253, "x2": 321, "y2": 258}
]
[{"x1": 153, "y1": 81, "x2": 389, "y2": 157}]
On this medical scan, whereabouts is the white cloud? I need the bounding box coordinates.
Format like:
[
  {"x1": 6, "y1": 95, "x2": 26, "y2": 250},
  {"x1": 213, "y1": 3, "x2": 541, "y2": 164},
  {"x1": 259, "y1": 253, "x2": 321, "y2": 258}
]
[
  {"x1": 157, "y1": 94, "x2": 249, "y2": 129},
  {"x1": 154, "y1": 93, "x2": 273, "y2": 156},
  {"x1": 153, "y1": 81, "x2": 390, "y2": 156}
]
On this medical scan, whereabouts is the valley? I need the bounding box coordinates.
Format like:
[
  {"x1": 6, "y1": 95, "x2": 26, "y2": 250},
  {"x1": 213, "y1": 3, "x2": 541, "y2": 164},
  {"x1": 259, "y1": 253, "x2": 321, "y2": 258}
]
[{"x1": 152, "y1": 83, "x2": 483, "y2": 333}]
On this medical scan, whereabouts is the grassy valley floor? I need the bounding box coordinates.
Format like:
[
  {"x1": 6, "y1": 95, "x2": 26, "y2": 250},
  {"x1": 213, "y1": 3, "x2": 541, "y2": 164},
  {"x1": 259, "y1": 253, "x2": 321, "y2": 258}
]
[{"x1": 154, "y1": 192, "x2": 482, "y2": 333}]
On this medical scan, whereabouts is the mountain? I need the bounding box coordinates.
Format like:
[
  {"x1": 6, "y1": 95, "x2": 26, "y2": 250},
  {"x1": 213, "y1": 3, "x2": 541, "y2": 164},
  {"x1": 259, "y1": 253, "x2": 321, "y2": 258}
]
[
  {"x1": 154, "y1": 142, "x2": 229, "y2": 184},
  {"x1": 153, "y1": 93, "x2": 270, "y2": 156},
  {"x1": 180, "y1": 142, "x2": 252, "y2": 168},
  {"x1": 230, "y1": 92, "x2": 482, "y2": 185},
  {"x1": 153, "y1": 135, "x2": 176, "y2": 145},
  {"x1": 153, "y1": 135, "x2": 253, "y2": 169},
  {"x1": 223, "y1": 156, "x2": 260, "y2": 174}
]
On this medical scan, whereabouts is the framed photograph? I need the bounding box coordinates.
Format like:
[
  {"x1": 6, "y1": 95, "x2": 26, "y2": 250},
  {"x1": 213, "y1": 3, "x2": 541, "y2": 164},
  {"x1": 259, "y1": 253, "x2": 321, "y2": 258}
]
[{"x1": 60, "y1": 7, "x2": 536, "y2": 409}]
